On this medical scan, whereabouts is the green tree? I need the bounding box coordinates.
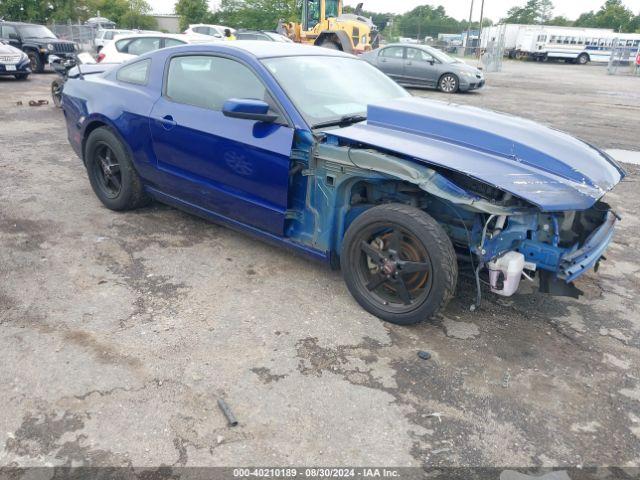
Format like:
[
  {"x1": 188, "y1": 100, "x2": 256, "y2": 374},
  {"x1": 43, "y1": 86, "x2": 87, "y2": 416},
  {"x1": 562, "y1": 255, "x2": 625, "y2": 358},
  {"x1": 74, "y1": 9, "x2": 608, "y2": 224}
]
[
  {"x1": 394, "y1": 4, "x2": 464, "y2": 40},
  {"x1": 501, "y1": 0, "x2": 554, "y2": 24},
  {"x1": 595, "y1": 0, "x2": 634, "y2": 31},
  {"x1": 574, "y1": 11, "x2": 597, "y2": 27},
  {"x1": 546, "y1": 15, "x2": 572, "y2": 26},
  {"x1": 574, "y1": 0, "x2": 635, "y2": 32},
  {"x1": 214, "y1": 0, "x2": 297, "y2": 30},
  {"x1": 120, "y1": 0, "x2": 156, "y2": 29},
  {"x1": 175, "y1": 0, "x2": 210, "y2": 31}
]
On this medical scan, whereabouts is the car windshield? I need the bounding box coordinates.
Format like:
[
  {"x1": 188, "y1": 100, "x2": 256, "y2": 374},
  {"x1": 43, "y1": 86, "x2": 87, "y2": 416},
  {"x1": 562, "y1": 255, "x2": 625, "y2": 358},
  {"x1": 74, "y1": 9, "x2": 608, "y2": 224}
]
[
  {"x1": 262, "y1": 56, "x2": 409, "y2": 127},
  {"x1": 18, "y1": 25, "x2": 57, "y2": 39},
  {"x1": 422, "y1": 46, "x2": 459, "y2": 64}
]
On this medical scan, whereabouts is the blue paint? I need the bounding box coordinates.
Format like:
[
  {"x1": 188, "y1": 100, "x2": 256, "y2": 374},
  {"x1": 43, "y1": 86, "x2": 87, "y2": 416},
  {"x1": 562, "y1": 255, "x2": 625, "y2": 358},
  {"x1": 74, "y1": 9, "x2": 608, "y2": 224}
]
[{"x1": 61, "y1": 42, "x2": 623, "y2": 288}]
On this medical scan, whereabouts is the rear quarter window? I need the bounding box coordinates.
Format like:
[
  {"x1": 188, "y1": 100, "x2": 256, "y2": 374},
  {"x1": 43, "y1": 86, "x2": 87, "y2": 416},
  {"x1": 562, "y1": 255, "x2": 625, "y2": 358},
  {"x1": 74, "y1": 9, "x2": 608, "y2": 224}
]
[{"x1": 116, "y1": 59, "x2": 151, "y2": 85}]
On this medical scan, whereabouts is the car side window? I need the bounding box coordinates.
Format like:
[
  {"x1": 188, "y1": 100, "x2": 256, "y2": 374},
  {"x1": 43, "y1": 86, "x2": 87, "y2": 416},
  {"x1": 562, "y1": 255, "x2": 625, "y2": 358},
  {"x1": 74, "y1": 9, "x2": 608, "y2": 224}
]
[
  {"x1": 380, "y1": 47, "x2": 404, "y2": 59},
  {"x1": 407, "y1": 48, "x2": 434, "y2": 62},
  {"x1": 193, "y1": 27, "x2": 205, "y2": 34},
  {"x1": 116, "y1": 59, "x2": 151, "y2": 85},
  {"x1": 164, "y1": 38, "x2": 186, "y2": 48},
  {"x1": 166, "y1": 55, "x2": 278, "y2": 115},
  {"x1": 2, "y1": 25, "x2": 19, "y2": 40},
  {"x1": 128, "y1": 37, "x2": 161, "y2": 55},
  {"x1": 104, "y1": 31, "x2": 114, "y2": 40}
]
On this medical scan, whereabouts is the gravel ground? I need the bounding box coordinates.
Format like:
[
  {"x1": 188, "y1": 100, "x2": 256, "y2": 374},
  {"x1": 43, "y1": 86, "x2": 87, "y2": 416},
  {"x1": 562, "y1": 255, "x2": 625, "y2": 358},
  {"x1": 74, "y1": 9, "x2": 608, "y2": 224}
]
[{"x1": 0, "y1": 60, "x2": 639, "y2": 475}]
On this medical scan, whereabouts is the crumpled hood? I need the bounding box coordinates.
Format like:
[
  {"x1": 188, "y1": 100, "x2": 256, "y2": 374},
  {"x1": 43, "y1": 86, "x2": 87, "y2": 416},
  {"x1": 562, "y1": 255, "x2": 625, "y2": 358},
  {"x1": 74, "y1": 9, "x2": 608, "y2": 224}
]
[{"x1": 326, "y1": 97, "x2": 625, "y2": 211}]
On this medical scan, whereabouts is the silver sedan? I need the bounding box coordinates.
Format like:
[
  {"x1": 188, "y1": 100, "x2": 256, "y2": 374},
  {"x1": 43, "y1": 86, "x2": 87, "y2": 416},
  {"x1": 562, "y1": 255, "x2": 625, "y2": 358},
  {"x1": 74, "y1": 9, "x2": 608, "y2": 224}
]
[{"x1": 361, "y1": 44, "x2": 485, "y2": 93}]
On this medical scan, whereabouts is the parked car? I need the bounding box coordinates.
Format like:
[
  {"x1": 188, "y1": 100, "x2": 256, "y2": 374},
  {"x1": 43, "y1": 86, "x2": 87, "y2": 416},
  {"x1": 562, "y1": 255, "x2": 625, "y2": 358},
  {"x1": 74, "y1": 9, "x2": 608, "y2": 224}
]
[
  {"x1": 95, "y1": 29, "x2": 133, "y2": 53},
  {"x1": 0, "y1": 39, "x2": 30, "y2": 79},
  {"x1": 86, "y1": 17, "x2": 116, "y2": 30},
  {"x1": 97, "y1": 33, "x2": 206, "y2": 63},
  {"x1": 235, "y1": 30, "x2": 293, "y2": 42},
  {"x1": 362, "y1": 44, "x2": 485, "y2": 93},
  {"x1": 61, "y1": 42, "x2": 624, "y2": 325},
  {"x1": 184, "y1": 24, "x2": 235, "y2": 39},
  {"x1": 0, "y1": 21, "x2": 77, "y2": 72}
]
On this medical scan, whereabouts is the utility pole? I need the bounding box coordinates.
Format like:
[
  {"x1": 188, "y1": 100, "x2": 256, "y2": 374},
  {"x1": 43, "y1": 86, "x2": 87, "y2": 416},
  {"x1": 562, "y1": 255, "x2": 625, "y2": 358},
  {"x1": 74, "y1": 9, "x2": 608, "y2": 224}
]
[
  {"x1": 477, "y1": 0, "x2": 485, "y2": 60},
  {"x1": 465, "y1": 0, "x2": 475, "y2": 55}
]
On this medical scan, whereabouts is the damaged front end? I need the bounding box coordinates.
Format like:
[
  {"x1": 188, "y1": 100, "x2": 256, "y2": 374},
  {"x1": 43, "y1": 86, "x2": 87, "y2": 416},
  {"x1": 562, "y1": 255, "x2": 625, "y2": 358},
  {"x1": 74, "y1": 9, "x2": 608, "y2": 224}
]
[
  {"x1": 475, "y1": 205, "x2": 619, "y2": 299},
  {"x1": 309, "y1": 97, "x2": 626, "y2": 303},
  {"x1": 292, "y1": 136, "x2": 622, "y2": 302}
]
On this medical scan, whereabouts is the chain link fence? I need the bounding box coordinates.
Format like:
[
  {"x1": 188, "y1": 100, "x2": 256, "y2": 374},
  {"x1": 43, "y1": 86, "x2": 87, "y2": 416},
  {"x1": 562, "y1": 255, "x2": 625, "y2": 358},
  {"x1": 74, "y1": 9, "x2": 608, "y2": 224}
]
[
  {"x1": 607, "y1": 38, "x2": 640, "y2": 76},
  {"x1": 481, "y1": 25, "x2": 506, "y2": 73},
  {"x1": 49, "y1": 23, "x2": 97, "y2": 53}
]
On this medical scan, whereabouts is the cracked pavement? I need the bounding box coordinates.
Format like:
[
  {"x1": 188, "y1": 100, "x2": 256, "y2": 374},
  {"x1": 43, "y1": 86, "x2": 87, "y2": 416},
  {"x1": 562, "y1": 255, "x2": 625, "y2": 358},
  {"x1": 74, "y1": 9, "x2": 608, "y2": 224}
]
[{"x1": 0, "y1": 60, "x2": 639, "y2": 472}]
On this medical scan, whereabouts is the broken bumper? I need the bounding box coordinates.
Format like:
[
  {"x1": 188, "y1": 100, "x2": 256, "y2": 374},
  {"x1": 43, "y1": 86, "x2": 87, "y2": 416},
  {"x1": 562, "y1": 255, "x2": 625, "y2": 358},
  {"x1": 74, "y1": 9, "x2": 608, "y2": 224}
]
[{"x1": 558, "y1": 211, "x2": 617, "y2": 283}]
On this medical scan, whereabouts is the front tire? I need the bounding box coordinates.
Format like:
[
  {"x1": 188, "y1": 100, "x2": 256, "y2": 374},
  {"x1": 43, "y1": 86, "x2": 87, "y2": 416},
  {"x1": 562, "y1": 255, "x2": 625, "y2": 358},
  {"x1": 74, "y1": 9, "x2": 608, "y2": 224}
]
[
  {"x1": 14, "y1": 73, "x2": 29, "y2": 80},
  {"x1": 320, "y1": 41, "x2": 341, "y2": 50},
  {"x1": 27, "y1": 51, "x2": 44, "y2": 73},
  {"x1": 438, "y1": 73, "x2": 459, "y2": 93},
  {"x1": 577, "y1": 53, "x2": 589, "y2": 65},
  {"x1": 51, "y1": 79, "x2": 63, "y2": 107},
  {"x1": 341, "y1": 204, "x2": 458, "y2": 325},
  {"x1": 85, "y1": 127, "x2": 149, "y2": 211}
]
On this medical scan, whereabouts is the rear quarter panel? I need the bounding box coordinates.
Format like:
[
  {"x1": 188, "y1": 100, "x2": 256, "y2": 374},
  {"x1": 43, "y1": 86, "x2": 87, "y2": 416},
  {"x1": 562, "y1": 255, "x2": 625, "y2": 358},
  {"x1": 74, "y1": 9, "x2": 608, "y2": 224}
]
[{"x1": 62, "y1": 68, "x2": 161, "y2": 184}]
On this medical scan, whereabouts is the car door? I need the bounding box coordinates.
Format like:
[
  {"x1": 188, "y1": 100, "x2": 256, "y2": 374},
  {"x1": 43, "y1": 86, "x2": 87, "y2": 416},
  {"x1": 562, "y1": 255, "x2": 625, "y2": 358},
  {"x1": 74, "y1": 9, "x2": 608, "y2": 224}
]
[
  {"x1": 149, "y1": 54, "x2": 294, "y2": 236},
  {"x1": 376, "y1": 46, "x2": 405, "y2": 81},
  {"x1": 404, "y1": 47, "x2": 439, "y2": 87}
]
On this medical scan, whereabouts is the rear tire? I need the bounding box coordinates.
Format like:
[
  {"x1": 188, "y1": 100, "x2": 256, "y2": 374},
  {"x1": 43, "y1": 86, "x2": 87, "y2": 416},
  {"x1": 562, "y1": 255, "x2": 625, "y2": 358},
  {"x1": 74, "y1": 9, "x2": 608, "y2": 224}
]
[
  {"x1": 577, "y1": 53, "x2": 589, "y2": 65},
  {"x1": 341, "y1": 204, "x2": 457, "y2": 325},
  {"x1": 85, "y1": 127, "x2": 149, "y2": 211},
  {"x1": 438, "y1": 73, "x2": 459, "y2": 93},
  {"x1": 27, "y1": 51, "x2": 44, "y2": 73}
]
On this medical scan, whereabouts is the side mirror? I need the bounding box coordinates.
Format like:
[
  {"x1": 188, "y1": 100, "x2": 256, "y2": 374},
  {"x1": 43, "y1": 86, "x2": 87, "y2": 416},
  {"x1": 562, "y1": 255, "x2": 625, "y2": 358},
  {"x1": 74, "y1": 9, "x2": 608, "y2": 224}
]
[{"x1": 222, "y1": 98, "x2": 278, "y2": 123}]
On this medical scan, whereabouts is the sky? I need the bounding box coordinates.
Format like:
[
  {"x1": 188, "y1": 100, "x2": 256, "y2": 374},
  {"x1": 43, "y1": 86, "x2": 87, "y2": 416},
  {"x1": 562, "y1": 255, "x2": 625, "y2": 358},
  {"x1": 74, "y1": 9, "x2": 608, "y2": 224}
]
[{"x1": 150, "y1": 0, "x2": 640, "y2": 21}]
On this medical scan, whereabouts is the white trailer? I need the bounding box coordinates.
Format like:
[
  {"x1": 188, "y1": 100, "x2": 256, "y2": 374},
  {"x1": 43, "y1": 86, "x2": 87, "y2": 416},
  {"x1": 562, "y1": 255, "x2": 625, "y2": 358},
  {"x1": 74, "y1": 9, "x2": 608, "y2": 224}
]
[
  {"x1": 481, "y1": 24, "x2": 640, "y2": 64},
  {"x1": 480, "y1": 24, "x2": 526, "y2": 55}
]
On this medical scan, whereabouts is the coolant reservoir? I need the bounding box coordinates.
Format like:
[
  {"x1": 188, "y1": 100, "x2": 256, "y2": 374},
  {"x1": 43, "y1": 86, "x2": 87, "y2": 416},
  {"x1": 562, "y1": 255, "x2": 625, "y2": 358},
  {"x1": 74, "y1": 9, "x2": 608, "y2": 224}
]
[{"x1": 488, "y1": 251, "x2": 525, "y2": 297}]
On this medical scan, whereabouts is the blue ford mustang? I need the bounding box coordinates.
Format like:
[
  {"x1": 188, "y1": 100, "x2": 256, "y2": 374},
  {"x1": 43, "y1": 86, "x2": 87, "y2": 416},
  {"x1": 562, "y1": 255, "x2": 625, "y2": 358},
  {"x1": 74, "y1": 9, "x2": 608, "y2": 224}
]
[{"x1": 61, "y1": 41, "x2": 624, "y2": 325}]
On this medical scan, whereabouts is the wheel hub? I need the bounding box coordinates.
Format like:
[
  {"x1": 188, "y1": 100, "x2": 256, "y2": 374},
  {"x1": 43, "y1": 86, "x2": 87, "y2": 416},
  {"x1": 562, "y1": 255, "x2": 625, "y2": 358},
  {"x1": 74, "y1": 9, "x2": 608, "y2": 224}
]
[{"x1": 381, "y1": 258, "x2": 397, "y2": 276}]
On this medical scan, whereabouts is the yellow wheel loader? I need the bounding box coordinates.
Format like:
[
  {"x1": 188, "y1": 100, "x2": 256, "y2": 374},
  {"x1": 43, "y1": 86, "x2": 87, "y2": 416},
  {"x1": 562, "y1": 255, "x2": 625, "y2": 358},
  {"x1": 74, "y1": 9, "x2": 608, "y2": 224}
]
[{"x1": 278, "y1": 0, "x2": 379, "y2": 54}]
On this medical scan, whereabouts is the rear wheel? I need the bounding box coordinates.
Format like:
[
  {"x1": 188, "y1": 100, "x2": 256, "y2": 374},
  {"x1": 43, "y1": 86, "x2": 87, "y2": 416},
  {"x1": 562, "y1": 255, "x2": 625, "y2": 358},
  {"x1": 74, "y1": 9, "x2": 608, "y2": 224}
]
[
  {"x1": 341, "y1": 204, "x2": 457, "y2": 325},
  {"x1": 27, "y1": 51, "x2": 44, "y2": 73},
  {"x1": 577, "y1": 53, "x2": 589, "y2": 65},
  {"x1": 85, "y1": 127, "x2": 149, "y2": 211},
  {"x1": 438, "y1": 73, "x2": 459, "y2": 93}
]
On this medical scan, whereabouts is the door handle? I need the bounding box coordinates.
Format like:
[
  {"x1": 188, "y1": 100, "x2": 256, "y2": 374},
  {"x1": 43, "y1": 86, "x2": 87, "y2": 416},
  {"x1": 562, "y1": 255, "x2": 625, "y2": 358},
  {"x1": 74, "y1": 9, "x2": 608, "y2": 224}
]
[
  {"x1": 406, "y1": 61, "x2": 412, "y2": 65},
  {"x1": 157, "y1": 115, "x2": 176, "y2": 131},
  {"x1": 380, "y1": 58, "x2": 387, "y2": 62}
]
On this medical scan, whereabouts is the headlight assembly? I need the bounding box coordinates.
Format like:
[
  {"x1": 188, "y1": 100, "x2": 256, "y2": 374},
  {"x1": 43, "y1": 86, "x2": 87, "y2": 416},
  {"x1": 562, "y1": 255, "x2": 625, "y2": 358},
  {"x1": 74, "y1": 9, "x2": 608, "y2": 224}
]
[{"x1": 47, "y1": 43, "x2": 55, "y2": 51}]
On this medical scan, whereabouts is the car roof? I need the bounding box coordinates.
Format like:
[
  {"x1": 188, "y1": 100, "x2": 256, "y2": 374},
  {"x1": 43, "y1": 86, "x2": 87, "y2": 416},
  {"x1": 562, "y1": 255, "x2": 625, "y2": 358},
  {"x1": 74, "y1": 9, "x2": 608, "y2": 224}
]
[
  {"x1": 163, "y1": 40, "x2": 354, "y2": 59},
  {"x1": 113, "y1": 32, "x2": 200, "y2": 41},
  {"x1": 1, "y1": 21, "x2": 38, "y2": 26}
]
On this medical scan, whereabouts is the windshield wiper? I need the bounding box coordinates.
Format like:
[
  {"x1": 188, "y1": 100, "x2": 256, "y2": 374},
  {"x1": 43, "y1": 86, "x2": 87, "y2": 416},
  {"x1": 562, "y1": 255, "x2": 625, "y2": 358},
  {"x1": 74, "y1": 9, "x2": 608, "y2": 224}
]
[{"x1": 311, "y1": 114, "x2": 367, "y2": 130}]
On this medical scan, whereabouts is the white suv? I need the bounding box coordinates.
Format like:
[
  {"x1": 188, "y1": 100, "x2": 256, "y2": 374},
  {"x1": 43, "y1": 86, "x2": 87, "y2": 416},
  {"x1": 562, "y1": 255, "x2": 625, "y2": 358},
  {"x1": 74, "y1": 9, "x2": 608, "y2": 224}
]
[
  {"x1": 94, "y1": 29, "x2": 133, "y2": 52},
  {"x1": 184, "y1": 24, "x2": 235, "y2": 39}
]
